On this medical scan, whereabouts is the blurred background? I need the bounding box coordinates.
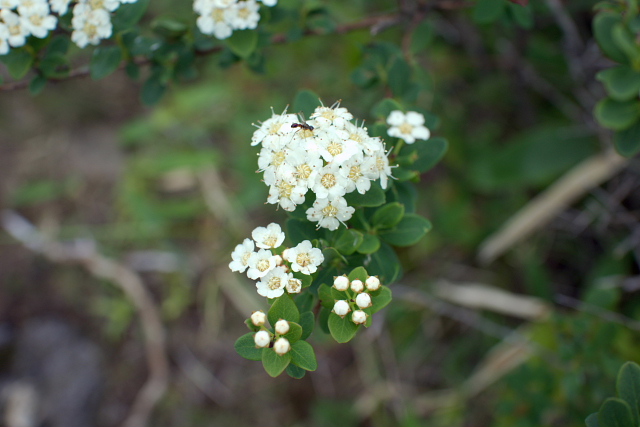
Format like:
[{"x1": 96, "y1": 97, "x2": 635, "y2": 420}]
[{"x1": 0, "y1": 0, "x2": 639, "y2": 426}]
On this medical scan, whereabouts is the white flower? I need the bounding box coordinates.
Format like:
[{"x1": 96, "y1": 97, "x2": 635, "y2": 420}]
[
  {"x1": 352, "y1": 310, "x2": 368, "y2": 325},
  {"x1": 311, "y1": 104, "x2": 354, "y2": 129},
  {"x1": 312, "y1": 164, "x2": 348, "y2": 199},
  {"x1": 365, "y1": 276, "x2": 380, "y2": 291},
  {"x1": 255, "y1": 266, "x2": 288, "y2": 298},
  {"x1": 229, "y1": 238, "x2": 255, "y2": 273},
  {"x1": 251, "y1": 108, "x2": 297, "y2": 148},
  {"x1": 0, "y1": 0, "x2": 19, "y2": 9},
  {"x1": 49, "y1": 0, "x2": 72, "y2": 14},
  {"x1": 252, "y1": 223, "x2": 285, "y2": 249},
  {"x1": 286, "y1": 277, "x2": 302, "y2": 294},
  {"x1": 339, "y1": 153, "x2": 371, "y2": 195},
  {"x1": 259, "y1": 0, "x2": 277, "y2": 6},
  {"x1": 266, "y1": 177, "x2": 307, "y2": 212},
  {"x1": 350, "y1": 279, "x2": 364, "y2": 293},
  {"x1": 228, "y1": 0, "x2": 260, "y2": 30},
  {"x1": 254, "y1": 330, "x2": 271, "y2": 348},
  {"x1": 71, "y1": 7, "x2": 112, "y2": 48},
  {"x1": 355, "y1": 292, "x2": 372, "y2": 309},
  {"x1": 387, "y1": 110, "x2": 430, "y2": 144},
  {"x1": 0, "y1": 23, "x2": 10, "y2": 55},
  {"x1": 1, "y1": 9, "x2": 29, "y2": 47},
  {"x1": 306, "y1": 197, "x2": 355, "y2": 231},
  {"x1": 273, "y1": 337, "x2": 290, "y2": 355},
  {"x1": 21, "y1": 8, "x2": 57, "y2": 39},
  {"x1": 251, "y1": 310, "x2": 266, "y2": 326},
  {"x1": 16, "y1": 0, "x2": 48, "y2": 15},
  {"x1": 332, "y1": 300, "x2": 350, "y2": 317},
  {"x1": 246, "y1": 249, "x2": 277, "y2": 280},
  {"x1": 282, "y1": 240, "x2": 324, "y2": 275},
  {"x1": 333, "y1": 275, "x2": 349, "y2": 292},
  {"x1": 275, "y1": 319, "x2": 290, "y2": 335},
  {"x1": 363, "y1": 150, "x2": 393, "y2": 190},
  {"x1": 196, "y1": 6, "x2": 233, "y2": 39}
]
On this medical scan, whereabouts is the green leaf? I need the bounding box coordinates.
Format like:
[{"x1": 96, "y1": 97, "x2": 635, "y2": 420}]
[
  {"x1": 357, "y1": 233, "x2": 381, "y2": 254},
  {"x1": 348, "y1": 266, "x2": 369, "y2": 282},
  {"x1": 234, "y1": 333, "x2": 263, "y2": 361},
  {"x1": 290, "y1": 340, "x2": 318, "y2": 371},
  {"x1": 617, "y1": 362, "x2": 640, "y2": 426},
  {"x1": 90, "y1": 46, "x2": 123, "y2": 80},
  {"x1": 299, "y1": 311, "x2": 315, "y2": 340},
  {"x1": 286, "y1": 218, "x2": 317, "y2": 245},
  {"x1": 28, "y1": 75, "x2": 46, "y2": 95},
  {"x1": 507, "y1": 2, "x2": 533, "y2": 29},
  {"x1": 586, "y1": 413, "x2": 600, "y2": 427},
  {"x1": 387, "y1": 57, "x2": 412, "y2": 98},
  {"x1": 318, "y1": 283, "x2": 335, "y2": 309},
  {"x1": 371, "y1": 202, "x2": 405, "y2": 229},
  {"x1": 344, "y1": 181, "x2": 386, "y2": 207},
  {"x1": 151, "y1": 17, "x2": 188, "y2": 38},
  {"x1": 370, "y1": 286, "x2": 392, "y2": 314},
  {"x1": 367, "y1": 241, "x2": 402, "y2": 284},
  {"x1": 46, "y1": 36, "x2": 70, "y2": 56},
  {"x1": 396, "y1": 138, "x2": 448, "y2": 173},
  {"x1": 334, "y1": 229, "x2": 364, "y2": 255},
  {"x1": 410, "y1": 20, "x2": 434, "y2": 54},
  {"x1": 595, "y1": 98, "x2": 640, "y2": 130},
  {"x1": 473, "y1": 0, "x2": 506, "y2": 24},
  {"x1": 371, "y1": 98, "x2": 404, "y2": 120},
  {"x1": 141, "y1": 73, "x2": 167, "y2": 106},
  {"x1": 328, "y1": 312, "x2": 359, "y2": 343},
  {"x1": 268, "y1": 295, "x2": 300, "y2": 326},
  {"x1": 597, "y1": 66, "x2": 640, "y2": 101},
  {"x1": 1, "y1": 48, "x2": 34, "y2": 79},
  {"x1": 293, "y1": 272, "x2": 313, "y2": 290},
  {"x1": 39, "y1": 52, "x2": 69, "y2": 78},
  {"x1": 262, "y1": 348, "x2": 291, "y2": 377},
  {"x1": 226, "y1": 30, "x2": 258, "y2": 59},
  {"x1": 286, "y1": 363, "x2": 306, "y2": 379},
  {"x1": 598, "y1": 398, "x2": 634, "y2": 427},
  {"x1": 614, "y1": 121, "x2": 640, "y2": 157},
  {"x1": 593, "y1": 12, "x2": 629, "y2": 64},
  {"x1": 282, "y1": 322, "x2": 303, "y2": 344},
  {"x1": 112, "y1": 0, "x2": 149, "y2": 32},
  {"x1": 379, "y1": 213, "x2": 432, "y2": 246},
  {"x1": 612, "y1": 23, "x2": 640, "y2": 64},
  {"x1": 292, "y1": 89, "x2": 321, "y2": 119}
]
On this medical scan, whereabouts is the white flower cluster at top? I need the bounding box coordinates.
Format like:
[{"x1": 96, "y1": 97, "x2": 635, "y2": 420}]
[
  {"x1": 0, "y1": 0, "x2": 137, "y2": 55},
  {"x1": 229, "y1": 223, "x2": 324, "y2": 299},
  {"x1": 194, "y1": 0, "x2": 276, "y2": 40},
  {"x1": 251, "y1": 103, "x2": 394, "y2": 231}
]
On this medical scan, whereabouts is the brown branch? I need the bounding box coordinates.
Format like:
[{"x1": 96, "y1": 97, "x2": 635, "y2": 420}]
[{"x1": 1, "y1": 210, "x2": 169, "y2": 427}]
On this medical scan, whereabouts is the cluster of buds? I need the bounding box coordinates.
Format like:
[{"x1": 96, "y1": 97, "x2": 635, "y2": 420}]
[
  {"x1": 251, "y1": 310, "x2": 291, "y2": 355},
  {"x1": 251, "y1": 103, "x2": 394, "y2": 230},
  {"x1": 229, "y1": 223, "x2": 324, "y2": 298},
  {"x1": 331, "y1": 275, "x2": 381, "y2": 325}
]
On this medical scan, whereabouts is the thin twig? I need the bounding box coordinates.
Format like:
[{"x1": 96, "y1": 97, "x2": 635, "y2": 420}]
[{"x1": 1, "y1": 210, "x2": 169, "y2": 427}]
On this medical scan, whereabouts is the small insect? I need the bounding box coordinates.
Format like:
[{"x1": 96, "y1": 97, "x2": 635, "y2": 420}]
[{"x1": 291, "y1": 112, "x2": 314, "y2": 131}]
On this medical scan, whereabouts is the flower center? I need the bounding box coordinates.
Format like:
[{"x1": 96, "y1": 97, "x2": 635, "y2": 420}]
[
  {"x1": 295, "y1": 164, "x2": 313, "y2": 180},
  {"x1": 257, "y1": 259, "x2": 271, "y2": 272},
  {"x1": 321, "y1": 173, "x2": 337, "y2": 189},
  {"x1": 399, "y1": 123, "x2": 413, "y2": 135},
  {"x1": 269, "y1": 122, "x2": 281, "y2": 134},
  {"x1": 375, "y1": 156, "x2": 386, "y2": 172},
  {"x1": 272, "y1": 150, "x2": 286, "y2": 167},
  {"x1": 264, "y1": 235, "x2": 278, "y2": 248},
  {"x1": 241, "y1": 252, "x2": 252, "y2": 265},
  {"x1": 321, "y1": 203, "x2": 338, "y2": 217},
  {"x1": 349, "y1": 132, "x2": 363, "y2": 143},
  {"x1": 296, "y1": 253, "x2": 311, "y2": 267},
  {"x1": 268, "y1": 276, "x2": 282, "y2": 290},
  {"x1": 288, "y1": 279, "x2": 301, "y2": 292},
  {"x1": 327, "y1": 142, "x2": 343, "y2": 157},
  {"x1": 348, "y1": 165, "x2": 362, "y2": 181},
  {"x1": 277, "y1": 180, "x2": 293, "y2": 198}
]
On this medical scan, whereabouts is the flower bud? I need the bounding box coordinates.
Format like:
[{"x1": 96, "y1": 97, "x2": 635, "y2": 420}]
[
  {"x1": 274, "y1": 254, "x2": 284, "y2": 265},
  {"x1": 251, "y1": 310, "x2": 266, "y2": 326},
  {"x1": 275, "y1": 319, "x2": 290, "y2": 335},
  {"x1": 352, "y1": 310, "x2": 368, "y2": 325},
  {"x1": 333, "y1": 275, "x2": 349, "y2": 291},
  {"x1": 332, "y1": 300, "x2": 351, "y2": 317},
  {"x1": 365, "y1": 275, "x2": 381, "y2": 291},
  {"x1": 254, "y1": 330, "x2": 271, "y2": 348},
  {"x1": 350, "y1": 279, "x2": 364, "y2": 293},
  {"x1": 286, "y1": 278, "x2": 302, "y2": 294},
  {"x1": 355, "y1": 292, "x2": 372, "y2": 309},
  {"x1": 273, "y1": 337, "x2": 291, "y2": 355}
]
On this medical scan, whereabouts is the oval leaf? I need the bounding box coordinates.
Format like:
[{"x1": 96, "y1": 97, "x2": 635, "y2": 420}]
[
  {"x1": 597, "y1": 66, "x2": 640, "y2": 101},
  {"x1": 598, "y1": 398, "x2": 634, "y2": 427},
  {"x1": 614, "y1": 123, "x2": 640, "y2": 157},
  {"x1": 378, "y1": 213, "x2": 432, "y2": 246},
  {"x1": 91, "y1": 46, "x2": 123, "y2": 80},
  {"x1": 226, "y1": 30, "x2": 258, "y2": 59},
  {"x1": 334, "y1": 229, "x2": 364, "y2": 255},
  {"x1": 268, "y1": 294, "x2": 300, "y2": 326},
  {"x1": 357, "y1": 233, "x2": 381, "y2": 254},
  {"x1": 286, "y1": 363, "x2": 306, "y2": 379},
  {"x1": 234, "y1": 332, "x2": 263, "y2": 361},
  {"x1": 617, "y1": 362, "x2": 640, "y2": 426},
  {"x1": 290, "y1": 340, "x2": 318, "y2": 371},
  {"x1": 262, "y1": 348, "x2": 291, "y2": 377},
  {"x1": 371, "y1": 202, "x2": 405, "y2": 229},
  {"x1": 328, "y1": 312, "x2": 359, "y2": 343}
]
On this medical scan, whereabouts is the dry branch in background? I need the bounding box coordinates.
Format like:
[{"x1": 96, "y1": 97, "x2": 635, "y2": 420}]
[{"x1": 1, "y1": 210, "x2": 168, "y2": 427}]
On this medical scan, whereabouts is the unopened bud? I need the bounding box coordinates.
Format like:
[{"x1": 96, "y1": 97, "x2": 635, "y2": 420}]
[
  {"x1": 273, "y1": 337, "x2": 291, "y2": 355},
  {"x1": 365, "y1": 276, "x2": 381, "y2": 291},
  {"x1": 355, "y1": 292, "x2": 372, "y2": 309},
  {"x1": 352, "y1": 310, "x2": 368, "y2": 325},
  {"x1": 251, "y1": 310, "x2": 267, "y2": 326},
  {"x1": 332, "y1": 300, "x2": 351, "y2": 317},
  {"x1": 275, "y1": 319, "x2": 290, "y2": 335},
  {"x1": 350, "y1": 279, "x2": 364, "y2": 293},
  {"x1": 286, "y1": 278, "x2": 302, "y2": 294},
  {"x1": 333, "y1": 275, "x2": 349, "y2": 291},
  {"x1": 254, "y1": 330, "x2": 271, "y2": 348}
]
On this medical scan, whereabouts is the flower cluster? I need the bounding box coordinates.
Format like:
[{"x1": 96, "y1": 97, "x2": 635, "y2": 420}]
[
  {"x1": 194, "y1": 0, "x2": 276, "y2": 40},
  {"x1": 251, "y1": 103, "x2": 394, "y2": 230},
  {"x1": 331, "y1": 275, "x2": 381, "y2": 325},
  {"x1": 229, "y1": 223, "x2": 324, "y2": 298},
  {"x1": 251, "y1": 312, "x2": 291, "y2": 355},
  {"x1": 0, "y1": 0, "x2": 138, "y2": 55},
  {"x1": 386, "y1": 110, "x2": 431, "y2": 144}
]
